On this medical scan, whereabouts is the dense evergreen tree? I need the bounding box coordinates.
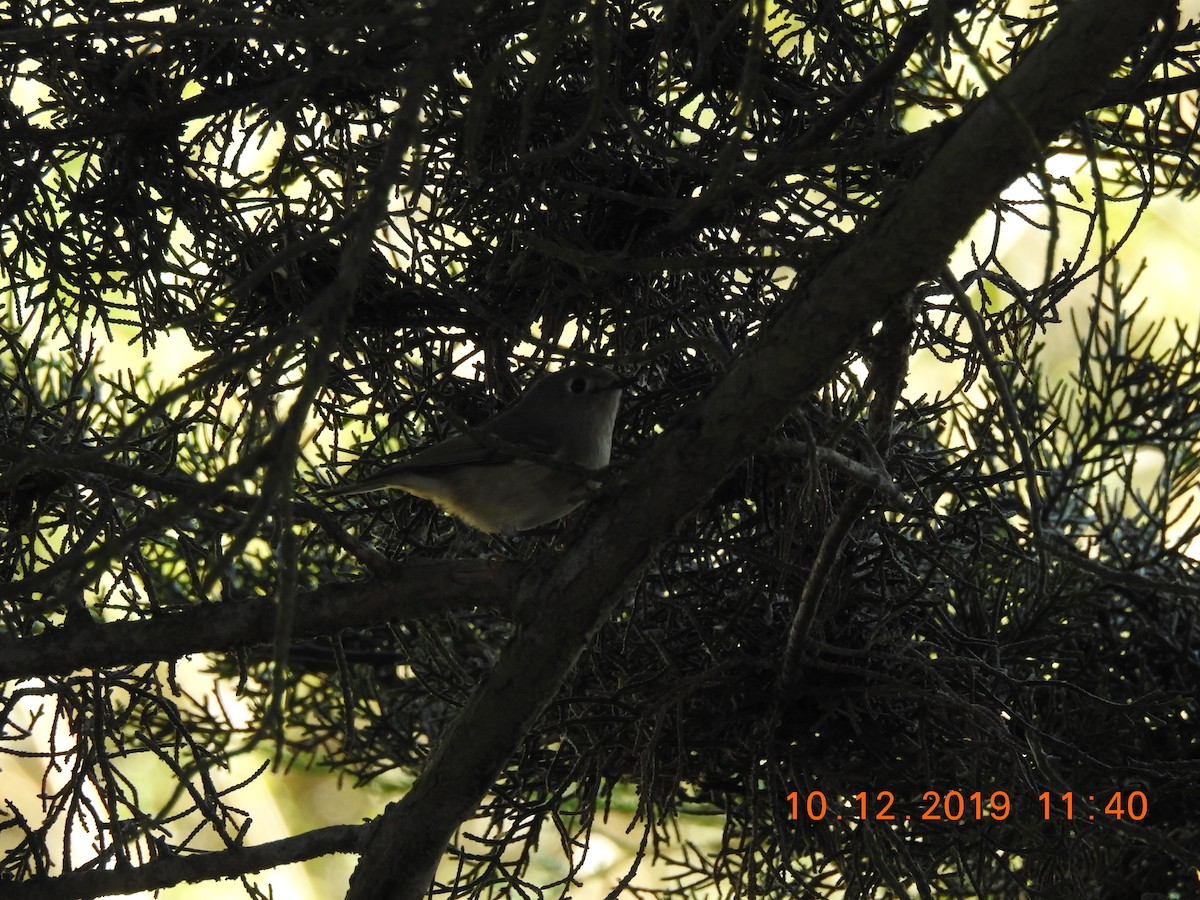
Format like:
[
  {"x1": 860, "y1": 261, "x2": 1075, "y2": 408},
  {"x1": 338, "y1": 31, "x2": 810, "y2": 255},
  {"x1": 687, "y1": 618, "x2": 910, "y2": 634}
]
[{"x1": 2, "y1": 1, "x2": 1197, "y2": 897}]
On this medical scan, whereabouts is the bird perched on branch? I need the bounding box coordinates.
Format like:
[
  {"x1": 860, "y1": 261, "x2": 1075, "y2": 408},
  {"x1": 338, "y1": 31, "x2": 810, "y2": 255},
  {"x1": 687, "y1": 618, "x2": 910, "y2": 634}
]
[{"x1": 324, "y1": 364, "x2": 624, "y2": 534}]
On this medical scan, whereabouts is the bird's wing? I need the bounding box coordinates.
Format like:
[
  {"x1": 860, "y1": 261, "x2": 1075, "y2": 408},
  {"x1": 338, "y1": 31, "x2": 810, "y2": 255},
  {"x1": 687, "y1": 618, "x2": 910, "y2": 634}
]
[
  {"x1": 377, "y1": 433, "x2": 503, "y2": 473},
  {"x1": 380, "y1": 427, "x2": 558, "y2": 474},
  {"x1": 321, "y1": 434, "x2": 506, "y2": 497},
  {"x1": 323, "y1": 422, "x2": 563, "y2": 497},
  {"x1": 485, "y1": 407, "x2": 564, "y2": 459}
]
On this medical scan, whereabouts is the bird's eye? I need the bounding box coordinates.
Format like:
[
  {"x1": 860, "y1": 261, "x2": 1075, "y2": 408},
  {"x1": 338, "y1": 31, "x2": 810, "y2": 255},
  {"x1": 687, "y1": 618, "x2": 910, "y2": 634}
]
[{"x1": 568, "y1": 377, "x2": 588, "y2": 394}]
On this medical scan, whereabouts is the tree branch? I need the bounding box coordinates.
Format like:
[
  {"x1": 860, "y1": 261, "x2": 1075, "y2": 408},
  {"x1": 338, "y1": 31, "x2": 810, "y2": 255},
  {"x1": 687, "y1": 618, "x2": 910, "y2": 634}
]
[
  {"x1": 0, "y1": 560, "x2": 520, "y2": 682},
  {"x1": 777, "y1": 300, "x2": 914, "y2": 696},
  {"x1": 4, "y1": 823, "x2": 364, "y2": 900},
  {"x1": 346, "y1": 1, "x2": 1175, "y2": 898},
  {"x1": 765, "y1": 438, "x2": 909, "y2": 510}
]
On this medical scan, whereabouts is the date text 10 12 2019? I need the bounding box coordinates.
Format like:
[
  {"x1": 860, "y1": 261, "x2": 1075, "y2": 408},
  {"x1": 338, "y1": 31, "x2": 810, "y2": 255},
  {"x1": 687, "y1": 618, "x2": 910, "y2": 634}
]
[{"x1": 786, "y1": 789, "x2": 1148, "y2": 822}]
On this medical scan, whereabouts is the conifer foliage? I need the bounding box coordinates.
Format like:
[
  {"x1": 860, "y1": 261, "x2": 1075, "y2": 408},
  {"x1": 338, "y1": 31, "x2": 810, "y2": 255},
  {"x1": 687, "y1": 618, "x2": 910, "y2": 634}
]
[{"x1": 2, "y1": 1, "x2": 1198, "y2": 898}]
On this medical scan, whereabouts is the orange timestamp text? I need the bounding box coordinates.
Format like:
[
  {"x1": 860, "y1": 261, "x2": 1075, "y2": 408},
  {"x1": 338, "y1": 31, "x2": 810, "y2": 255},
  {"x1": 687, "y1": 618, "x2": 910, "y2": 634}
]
[{"x1": 786, "y1": 789, "x2": 1148, "y2": 822}]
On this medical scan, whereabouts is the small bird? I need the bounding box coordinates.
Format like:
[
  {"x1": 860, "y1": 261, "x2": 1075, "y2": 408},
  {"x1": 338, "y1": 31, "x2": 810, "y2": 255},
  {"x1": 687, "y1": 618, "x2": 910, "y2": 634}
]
[{"x1": 324, "y1": 364, "x2": 624, "y2": 533}]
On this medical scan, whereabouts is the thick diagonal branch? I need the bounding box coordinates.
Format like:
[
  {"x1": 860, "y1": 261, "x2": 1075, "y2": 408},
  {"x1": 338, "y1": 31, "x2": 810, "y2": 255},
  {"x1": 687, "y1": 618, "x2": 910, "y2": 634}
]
[{"x1": 346, "y1": 2, "x2": 1173, "y2": 898}]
